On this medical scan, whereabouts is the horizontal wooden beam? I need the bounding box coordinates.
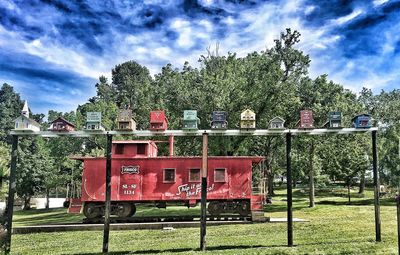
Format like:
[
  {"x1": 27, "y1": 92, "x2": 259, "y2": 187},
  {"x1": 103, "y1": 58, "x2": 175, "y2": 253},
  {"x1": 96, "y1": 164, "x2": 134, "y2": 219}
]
[{"x1": 9, "y1": 128, "x2": 378, "y2": 137}]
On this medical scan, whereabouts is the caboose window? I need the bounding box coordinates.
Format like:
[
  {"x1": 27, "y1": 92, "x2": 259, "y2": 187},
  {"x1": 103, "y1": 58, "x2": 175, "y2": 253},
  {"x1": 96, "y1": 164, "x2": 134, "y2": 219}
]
[
  {"x1": 189, "y1": 169, "x2": 200, "y2": 182},
  {"x1": 163, "y1": 168, "x2": 175, "y2": 183},
  {"x1": 214, "y1": 168, "x2": 226, "y2": 182},
  {"x1": 137, "y1": 144, "x2": 146, "y2": 155},
  {"x1": 115, "y1": 144, "x2": 124, "y2": 155}
]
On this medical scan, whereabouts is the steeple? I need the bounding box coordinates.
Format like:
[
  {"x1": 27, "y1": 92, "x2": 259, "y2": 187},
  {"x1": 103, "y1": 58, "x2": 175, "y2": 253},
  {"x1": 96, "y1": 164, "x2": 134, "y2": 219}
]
[{"x1": 22, "y1": 100, "x2": 29, "y2": 118}]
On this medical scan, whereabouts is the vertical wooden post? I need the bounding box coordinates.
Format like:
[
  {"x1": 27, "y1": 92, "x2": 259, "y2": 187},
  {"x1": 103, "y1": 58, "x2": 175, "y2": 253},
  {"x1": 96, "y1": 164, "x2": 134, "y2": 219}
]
[
  {"x1": 372, "y1": 130, "x2": 381, "y2": 242},
  {"x1": 286, "y1": 132, "x2": 293, "y2": 247},
  {"x1": 200, "y1": 133, "x2": 208, "y2": 251},
  {"x1": 396, "y1": 195, "x2": 400, "y2": 255},
  {"x1": 102, "y1": 133, "x2": 113, "y2": 253},
  {"x1": 4, "y1": 135, "x2": 18, "y2": 254}
]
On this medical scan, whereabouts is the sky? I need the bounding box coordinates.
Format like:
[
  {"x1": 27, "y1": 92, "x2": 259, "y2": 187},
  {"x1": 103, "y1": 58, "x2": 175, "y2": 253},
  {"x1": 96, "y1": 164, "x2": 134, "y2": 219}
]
[{"x1": 1, "y1": 0, "x2": 399, "y2": 115}]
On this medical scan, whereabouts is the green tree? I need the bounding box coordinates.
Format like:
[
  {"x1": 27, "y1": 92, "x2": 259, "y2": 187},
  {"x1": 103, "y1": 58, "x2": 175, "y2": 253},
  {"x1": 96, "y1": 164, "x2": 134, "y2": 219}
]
[{"x1": 0, "y1": 84, "x2": 22, "y2": 143}]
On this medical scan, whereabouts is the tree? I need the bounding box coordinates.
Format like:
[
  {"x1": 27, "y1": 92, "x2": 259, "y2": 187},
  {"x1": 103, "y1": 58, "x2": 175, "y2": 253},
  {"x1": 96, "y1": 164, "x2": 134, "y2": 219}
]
[
  {"x1": 112, "y1": 61, "x2": 154, "y2": 130},
  {"x1": 0, "y1": 84, "x2": 22, "y2": 143}
]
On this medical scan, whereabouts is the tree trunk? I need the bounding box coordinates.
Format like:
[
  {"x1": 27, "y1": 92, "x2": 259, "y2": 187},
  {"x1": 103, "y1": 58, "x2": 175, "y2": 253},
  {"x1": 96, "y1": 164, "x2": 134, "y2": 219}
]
[
  {"x1": 358, "y1": 171, "x2": 365, "y2": 194},
  {"x1": 309, "y1": 140, "x2": 315, "y2": 208},
  {"x1": 347, "y1": 183, "x2": 351, "y2": 204},
  {"x1": 23, "y1": 196, "x2": 31, "y2": 210},
  {"x1": 45, "y1": 189, "x2": 50, "y2": 210},
  {"x1": 267, "y1": 172, "x2": 274, "y2": 196}
]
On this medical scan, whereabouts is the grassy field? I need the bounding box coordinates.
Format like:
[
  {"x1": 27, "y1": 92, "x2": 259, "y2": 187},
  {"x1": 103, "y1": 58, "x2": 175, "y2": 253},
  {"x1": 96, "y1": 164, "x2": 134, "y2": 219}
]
[{"x1": 9, "y1": 187, "x2": 399, "y2": 254}]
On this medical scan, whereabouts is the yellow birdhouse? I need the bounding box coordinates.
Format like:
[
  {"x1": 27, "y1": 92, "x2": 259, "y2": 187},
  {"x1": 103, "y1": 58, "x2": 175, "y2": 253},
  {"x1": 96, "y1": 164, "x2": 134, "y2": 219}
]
[{"x1": 240, "y1": 109, "x2": 256, "y2": 129}]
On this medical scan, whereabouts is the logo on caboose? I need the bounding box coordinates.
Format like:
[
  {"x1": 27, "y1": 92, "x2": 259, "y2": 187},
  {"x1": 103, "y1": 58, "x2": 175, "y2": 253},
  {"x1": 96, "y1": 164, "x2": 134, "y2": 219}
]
[{"x1": 121, "y1": 166, "x2": 140, "y2": 174}]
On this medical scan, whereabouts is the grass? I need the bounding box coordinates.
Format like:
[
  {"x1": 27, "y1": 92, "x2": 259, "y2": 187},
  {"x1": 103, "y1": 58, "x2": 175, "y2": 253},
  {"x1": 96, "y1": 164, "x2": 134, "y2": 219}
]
[{"x1": 9, "y1": 187, "x2": 399, "y2": 254}]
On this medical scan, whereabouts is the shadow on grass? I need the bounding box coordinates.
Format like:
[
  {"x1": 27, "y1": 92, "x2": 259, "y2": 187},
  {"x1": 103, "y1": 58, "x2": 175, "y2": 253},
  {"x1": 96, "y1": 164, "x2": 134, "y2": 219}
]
[
  {"x1": 299, "y1": 238, "x2": 376, "y2": 247},
  {"x1": 14, "y1": 211, "x2": 83, "y2": 226},
  {"x1": 318, "y1": 197, "x2": 395, "y2": 206},
  {"x1": 69, "y1": 244, "x2": 287, "y2": 255}
]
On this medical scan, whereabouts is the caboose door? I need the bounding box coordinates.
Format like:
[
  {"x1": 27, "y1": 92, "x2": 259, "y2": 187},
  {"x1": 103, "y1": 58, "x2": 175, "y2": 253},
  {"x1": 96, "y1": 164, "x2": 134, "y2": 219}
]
[{"x1": 117, "y1": 165, "x2": 142, "y2": 201}]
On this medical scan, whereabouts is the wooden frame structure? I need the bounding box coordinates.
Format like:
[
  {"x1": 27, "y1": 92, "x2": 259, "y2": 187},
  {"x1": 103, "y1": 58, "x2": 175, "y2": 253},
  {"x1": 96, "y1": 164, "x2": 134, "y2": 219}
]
[{"x1": 5, "y1": 127, "x2": 380, "y2": 253}]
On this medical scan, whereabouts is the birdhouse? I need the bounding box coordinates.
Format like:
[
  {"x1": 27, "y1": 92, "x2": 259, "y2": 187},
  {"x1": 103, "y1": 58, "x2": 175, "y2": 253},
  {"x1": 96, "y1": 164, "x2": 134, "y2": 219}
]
[
  {"x1": 327, "y1": 111, "x2": 342, "y2": 128},
  {"x1": 48, "y1": 117, "x2": 75, "y2": 131},
  {"x1": 211, "y1": 111, "x2": 228, "y2": 129},
  {"x1": 297, "y1": 110, "x2": 314, "y2": 129},
  {"x1": 13, "y1": 101, "x2": 40, "y2": 131},
  {"x1": 183, "y1": 110, "x2": 200, "y2": 130},
  {"x1": 269, "y1": 117, "x2": 285, "y2": 130},
  {"x1": 352, "y1": 114, "x2": 372, "y2": 128},
  {"x1": 85, "y1": 112, "x2": 105, "y2": 131},
  {"x1": 149, "y1": 110, "x2": 168, "y2": 131},
  {"x1": 240, "y1": 109, "x2": 256, "y2": 129},
  {"x1": 116, "y1": 109, "x2": 136, "y2": 131}
]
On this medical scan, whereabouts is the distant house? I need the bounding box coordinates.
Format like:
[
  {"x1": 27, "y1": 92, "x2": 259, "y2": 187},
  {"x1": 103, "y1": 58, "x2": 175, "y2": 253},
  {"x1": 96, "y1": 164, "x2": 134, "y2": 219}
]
[
  {"x1": 48, "y1": 117, "x2": 76, "y2": 131},
  {"x1": 14, "y1": 101, "x2": 40, "y2": 131}
]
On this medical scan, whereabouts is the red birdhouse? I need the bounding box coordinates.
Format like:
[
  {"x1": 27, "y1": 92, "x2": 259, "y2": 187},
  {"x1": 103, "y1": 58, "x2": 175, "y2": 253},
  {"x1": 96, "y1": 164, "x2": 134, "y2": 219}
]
[
  {"x1": 297, "y1": 110, "x2": 314, "y2": 129},
  {"x1": 149, "y1": 110, "x2": 168, "y2": 131}
]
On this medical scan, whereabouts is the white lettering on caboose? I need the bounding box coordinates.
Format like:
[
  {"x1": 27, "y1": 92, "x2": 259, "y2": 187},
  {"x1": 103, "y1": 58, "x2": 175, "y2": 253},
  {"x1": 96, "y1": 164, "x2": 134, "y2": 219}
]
[{"x1": 176, "y1": 183, "x2": 215, "y2": 197}]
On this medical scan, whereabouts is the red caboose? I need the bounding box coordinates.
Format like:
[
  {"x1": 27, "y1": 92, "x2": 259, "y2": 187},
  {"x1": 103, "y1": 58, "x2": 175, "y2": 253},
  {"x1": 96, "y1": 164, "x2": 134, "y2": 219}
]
[
  {"x1": 149, "y1": 110, "x2": 168, "y2": 131},
  {"x1": 73, "y1": 140, "x2": 265, "y2": 219}
]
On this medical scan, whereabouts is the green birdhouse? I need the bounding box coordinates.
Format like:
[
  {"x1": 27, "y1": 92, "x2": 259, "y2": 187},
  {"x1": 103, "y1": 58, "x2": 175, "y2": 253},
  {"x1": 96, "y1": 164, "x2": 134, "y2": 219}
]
[
  {"x1": 183, "y1": 110, "x2": 200, "y2": 130},
  {"x1": 328, "y1": 111, "x2": 342, "y2": 128}
]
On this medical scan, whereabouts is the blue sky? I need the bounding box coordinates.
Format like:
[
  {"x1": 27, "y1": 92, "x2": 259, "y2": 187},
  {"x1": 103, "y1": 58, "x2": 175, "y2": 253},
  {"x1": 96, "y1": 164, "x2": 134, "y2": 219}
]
[{"x1": 1, "y1": 0, "x2": 399, "y2": 114}]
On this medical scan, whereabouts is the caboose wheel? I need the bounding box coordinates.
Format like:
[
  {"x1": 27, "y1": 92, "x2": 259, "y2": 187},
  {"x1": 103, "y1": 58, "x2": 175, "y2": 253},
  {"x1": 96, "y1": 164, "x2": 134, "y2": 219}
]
[
  {"x1": 83, "y1": 203, "x2": 101, "y2": 219},
  {"x1": 237, "y1": 201, "x2": 250, "y2": 216},
  {"x1": 128, "y1": 203, "x2": 136, "y2": 217},
  {"x1": 208, "y1": 201, "x2": 222, "y2": 215},
  {"x1": 115, "y1": 202, "x2": 133, "y2": 217}
]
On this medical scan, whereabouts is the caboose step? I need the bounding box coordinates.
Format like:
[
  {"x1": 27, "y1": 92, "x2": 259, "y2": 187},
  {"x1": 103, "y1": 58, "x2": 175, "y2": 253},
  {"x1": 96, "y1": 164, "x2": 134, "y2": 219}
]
[{"x1": 82, "y1": 214, "x2": 252, "y2": 224}]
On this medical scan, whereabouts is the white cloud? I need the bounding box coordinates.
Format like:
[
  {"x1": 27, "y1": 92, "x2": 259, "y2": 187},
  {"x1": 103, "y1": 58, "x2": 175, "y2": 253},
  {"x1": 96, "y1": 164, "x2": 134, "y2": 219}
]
[
  {"x1": 373, "y1": 0, "x2": 389, "y2": 7},
  {"x1": 331, "y1": 9, "x2": 363, "y2": 25},
  {"x1": 304, "y1": 6, "x2": 315, "y2": 15}
]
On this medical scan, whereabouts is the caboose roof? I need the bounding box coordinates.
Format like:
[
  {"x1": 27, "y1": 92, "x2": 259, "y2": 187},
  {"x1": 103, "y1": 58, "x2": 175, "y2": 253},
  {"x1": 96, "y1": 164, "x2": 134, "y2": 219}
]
[
  {"x1": 71, "y1": 155, "x2": 264, "y2": 163},
  {"x1": 112, "y1": 140, "x2": 157, "y2": 144}
]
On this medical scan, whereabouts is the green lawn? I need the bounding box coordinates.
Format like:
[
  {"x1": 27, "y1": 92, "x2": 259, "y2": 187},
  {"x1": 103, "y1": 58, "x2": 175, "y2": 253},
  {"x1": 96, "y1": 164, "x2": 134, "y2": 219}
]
[{"x1": 10, "y1": 187, "x2": 399, "y2": 254}]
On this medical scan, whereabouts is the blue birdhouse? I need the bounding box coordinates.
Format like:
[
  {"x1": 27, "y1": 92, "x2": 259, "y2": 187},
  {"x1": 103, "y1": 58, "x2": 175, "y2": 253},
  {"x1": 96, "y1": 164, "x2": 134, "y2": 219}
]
[
  {"x1": 352, "y1": 114, "x2": 372, "y2": 128},
  {"x1": 211, "y1": 111, "x2": 227, "y2": 129}
]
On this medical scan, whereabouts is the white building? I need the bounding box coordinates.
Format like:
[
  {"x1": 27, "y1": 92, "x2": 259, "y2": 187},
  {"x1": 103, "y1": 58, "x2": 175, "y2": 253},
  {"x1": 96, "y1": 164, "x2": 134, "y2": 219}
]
[{"x1": 14, "y1": 101, "x2": 40, "y2": 131}]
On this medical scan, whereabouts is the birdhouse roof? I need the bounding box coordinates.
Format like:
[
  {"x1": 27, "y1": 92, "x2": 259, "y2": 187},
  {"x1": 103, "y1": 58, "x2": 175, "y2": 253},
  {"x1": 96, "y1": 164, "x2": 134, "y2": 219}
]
[
  {"x1": 51, "y1": 117, "x2": 76, "y2": 127},
  {"x1": 270, "y1": 116, "x2": 285, "y2": 123},
  {"x1": 351, "y1": 114, "x2": 371, "y2": 121},
  {"x1": 14, "y1": 115, "x2": 41, "y2": 127},
  {"x1": 240, "y1": 109, "x2": 255, "y2": 117},
  {"x1": 150, "y1": 110, "x2": 168, "y2": 123}
]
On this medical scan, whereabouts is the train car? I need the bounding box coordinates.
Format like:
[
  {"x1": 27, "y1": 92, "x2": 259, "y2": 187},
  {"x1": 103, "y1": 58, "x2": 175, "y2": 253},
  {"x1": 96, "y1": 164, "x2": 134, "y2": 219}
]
[{"x1": 72, "y1": 140, "x2": 265, "y2": 219}]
